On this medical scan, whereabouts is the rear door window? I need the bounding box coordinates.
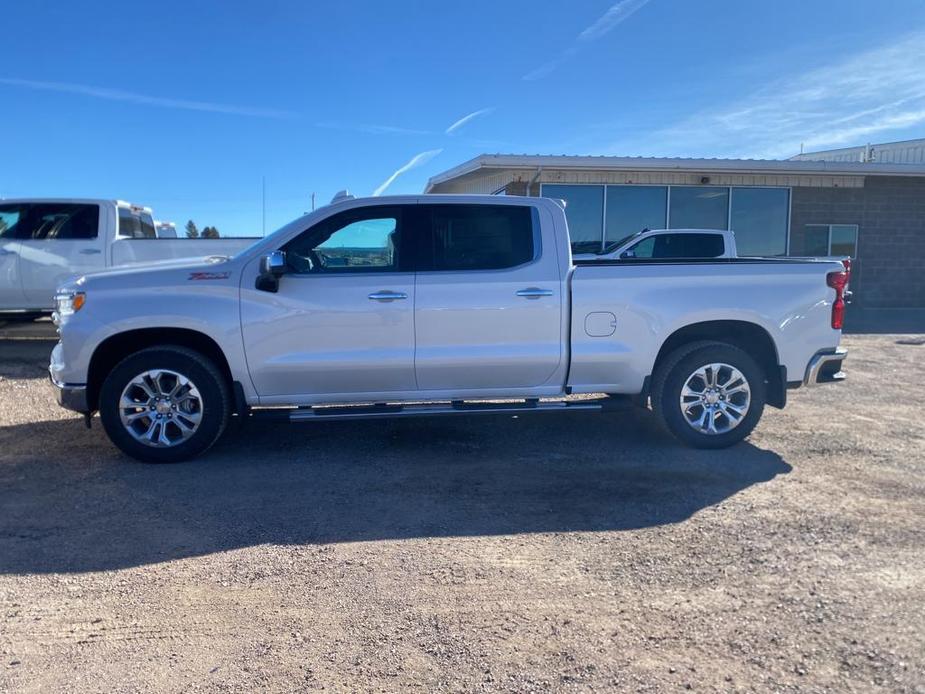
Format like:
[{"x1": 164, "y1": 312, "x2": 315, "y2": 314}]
[
  {"x1": 626, "y1": 233, "x2": 724, "y2": 259},
  {"x1": 419, "y1": 204, "x2": 535, "y2": 271},
  {"x1": 118, "y1": 208, "x2": 157, "y2": 238}
]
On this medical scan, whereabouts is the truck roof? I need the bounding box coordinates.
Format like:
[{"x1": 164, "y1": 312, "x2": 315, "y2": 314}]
[{"x1": 0, "y1": 197, "x2": 153, "y2": 213}]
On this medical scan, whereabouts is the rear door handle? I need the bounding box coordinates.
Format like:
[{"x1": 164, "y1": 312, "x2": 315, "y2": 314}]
[
  {"x1": 516, "y1": 287, "x2": 554, "y2": 299},
  {"x1": 368, "y1": 291, "x2": 408, "y2": 302},
  {"x1": 79, "y1": 248, "x2": 102, "y2": 255}
]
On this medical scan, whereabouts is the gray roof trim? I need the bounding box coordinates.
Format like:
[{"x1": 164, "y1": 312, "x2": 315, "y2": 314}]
[{"x1": 425, "y1": 153, "x2": 925, "y2": 191}]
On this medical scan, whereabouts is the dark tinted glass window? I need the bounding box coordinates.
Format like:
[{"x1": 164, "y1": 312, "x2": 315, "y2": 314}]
[
  {"x1": 627, "y1": 233, "x2": 724, "y2": 259},
  {"x1": 422, "y1": 205, "x2": 534, "y2": 271},
  {"x1": 118, "y1": 208, "x2": 157, "y2": 238},
  {"x1": 541, "y1": 185, "x2": 603, "y2": 253},
  {"x1": 668, "y1": 186, "x2": 729, "y2": 230},
  {"x1": 730, "y1": 187, "x2": 789, "y2": 256},
  {"x1": 1, "y1": 203, "x2": 100, "y2": 240},
  {"x1": 605, "y1": 186, "x2": 667, "y2": 244},
  {"x1": 284, "y1": 206, "x2": 403, "y2": 273}
]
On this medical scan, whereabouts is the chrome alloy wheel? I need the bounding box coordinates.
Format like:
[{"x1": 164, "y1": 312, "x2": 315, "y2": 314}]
[
  {"x1": 119, "y1": 369, "x2": 203, "y2": 448},
  {"x1": 679, "y1": 362, "x2": 751, "y2": 435}
]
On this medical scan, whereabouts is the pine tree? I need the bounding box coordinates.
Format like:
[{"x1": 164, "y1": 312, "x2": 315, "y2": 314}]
[
  {"x1": 202, "y1": 226, "x2": 221, "y2": 239},
  {"x1": 185, "y1": 220, "x2": 199, "y2": 238}
]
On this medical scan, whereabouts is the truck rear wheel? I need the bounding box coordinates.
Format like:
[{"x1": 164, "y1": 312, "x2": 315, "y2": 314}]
[
  {"x1": 652, "y1": 341, "x2": 765, "y2": 449},
  {"x1": 98, "y1": 346, "x2": 231, "y2": 463}
]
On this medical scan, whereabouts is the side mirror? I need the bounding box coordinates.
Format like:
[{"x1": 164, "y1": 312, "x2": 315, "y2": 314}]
[
  {"x1": 620, "y1": 250, "x2": 636, "y2": 259},
  {"x1": 256, "y1": 250, "x2": 287, "y2": 292}
]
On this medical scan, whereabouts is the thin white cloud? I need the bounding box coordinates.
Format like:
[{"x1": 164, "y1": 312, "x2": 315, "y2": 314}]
[
  {"x1": 523, "y1": 0, "x2": 650, "y2": 81},
  {"x1": 373, "y1": 149, "x2": 443, "y2": 197},
  {"x1": 625, "y1": 32, "x2": 925, "y2": 159},
  {"x1": 0, "y1": 77, "x2": 295, "y2": 118},
  {"x1": 315, "y1": 121, "x2": 431, "y2": 136},
  {"x1": 578, "y1": 0, "x2": 651, "y2": 42},
  {"x1": 445, "y1": 107, "x2": 495, "y2": 135}
]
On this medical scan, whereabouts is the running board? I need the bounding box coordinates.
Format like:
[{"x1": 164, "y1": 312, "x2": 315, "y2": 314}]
[{"x1": 288, "y1": 399, "x2": 602, "y2": 422}]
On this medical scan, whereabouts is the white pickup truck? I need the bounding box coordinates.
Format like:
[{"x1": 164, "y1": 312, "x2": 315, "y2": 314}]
[
  {"x1": 572, "y1": 228, "x2": 737, "y2": 262},
  {"x1": 49, "y1": 194, "x2": 848, "y2": 462},
  {"x1": 0, "y1": 198, "x2": 255, "y2": 315}
]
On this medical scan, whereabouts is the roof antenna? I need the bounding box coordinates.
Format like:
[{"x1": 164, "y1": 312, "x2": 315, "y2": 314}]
[{"x1": 331, "y1": 189, "x2": 355, "y2": 204}]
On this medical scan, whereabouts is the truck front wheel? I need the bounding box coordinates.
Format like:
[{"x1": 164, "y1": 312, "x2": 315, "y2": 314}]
[
  {"x1": 652, "y1": 341, "x2": 766, "y2": 449},
  {"x1": 98, "y1": 346, "x2": 231, "y2": 463}
]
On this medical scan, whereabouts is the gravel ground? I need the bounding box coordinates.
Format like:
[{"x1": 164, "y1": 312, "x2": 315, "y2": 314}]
[{"x1": 0, "y1": 330, "x2": 923, "y2": 693}]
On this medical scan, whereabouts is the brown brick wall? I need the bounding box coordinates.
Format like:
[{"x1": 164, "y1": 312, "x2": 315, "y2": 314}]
[{"x1": 790, "y1": 176, "x2": 925, "y2": 308}]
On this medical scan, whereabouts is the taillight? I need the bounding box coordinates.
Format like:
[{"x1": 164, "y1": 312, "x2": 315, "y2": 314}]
[{"x1": 827, "y1": 271, "x2": 848, "y2": 329}]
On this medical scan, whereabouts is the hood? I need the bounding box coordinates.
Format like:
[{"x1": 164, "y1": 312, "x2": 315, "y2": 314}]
[{"x1": 61, "y1": 255, "x2": 239, "y2": 294}]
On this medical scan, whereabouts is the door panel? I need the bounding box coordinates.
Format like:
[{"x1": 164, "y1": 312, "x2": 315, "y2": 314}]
[
  {"x1": 0, "y1": 240, "x2": 24, "y2": 310},
  {"x1": 240, "y1": 204, "x2": 416, "y2": 400},
  {"x1": 414, "y1": 269, "x2": 563, "y2": 390},
  {"x1": 18, "y1": 203, "x2": 105, "y2": 308},
  {"x1": 241, "y1": 271, "x2": 416, "y2": 398},
  {"x1": 413, "y1": 204, "x2": 563, "y2": 391}
]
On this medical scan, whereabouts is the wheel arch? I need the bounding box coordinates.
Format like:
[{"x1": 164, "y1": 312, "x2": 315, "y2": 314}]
[
  {"x1": 86, "y1": 328, "x2": 234, "y2": 412},
  {"x1": 651, "y1": 320, "x2": 786, "y2": 409}
]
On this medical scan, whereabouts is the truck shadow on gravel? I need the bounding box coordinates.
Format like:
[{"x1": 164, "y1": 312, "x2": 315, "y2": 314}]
[{"x1": 0, "y1": 409, "x2": 791, "y2": 574}]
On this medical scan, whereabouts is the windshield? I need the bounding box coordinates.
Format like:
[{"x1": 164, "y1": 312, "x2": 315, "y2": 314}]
[
  {"x1": 599, "y1": 232, "x2": 641, "y2": 255},
  {"x1": 230, "y1": 213, "x2": 313, "y2": 261}
]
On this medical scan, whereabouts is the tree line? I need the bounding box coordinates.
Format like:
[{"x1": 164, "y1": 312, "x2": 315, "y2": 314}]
[{"x1": 185, "y1": 220, "x2": 221, "y2": 238}]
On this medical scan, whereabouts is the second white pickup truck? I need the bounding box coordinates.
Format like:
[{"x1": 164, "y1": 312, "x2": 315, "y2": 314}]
[
  {"x1": 49, "y1": 194, "x2": 848, "y2": 462},
  {"x1": 0, "y1": 198, "x2": 255, "y2": 314}
]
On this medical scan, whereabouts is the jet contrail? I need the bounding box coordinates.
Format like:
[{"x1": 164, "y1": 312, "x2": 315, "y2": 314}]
[
  {"x1": 445, "y1": 107, "x2": 494, "y2": 134},
  {"x1": 373, "y1": 149, "x2": 443, "y2": 197},
  {"x1": 0, "y1": 77, "x2": 295, "y2": 118}
]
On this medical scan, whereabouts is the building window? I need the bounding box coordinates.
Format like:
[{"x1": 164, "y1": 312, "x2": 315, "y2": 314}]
[
  {"x1": 791, "y1": 224, "x2": 858, "y2": 257},
  {"x1": 540, "y1": 182, "x2": 792, "y2": 257},
  {"x1": 605, "y1": 186, "x2": 667, "y2": 246},
  {"x1": 730, "y1": 187, "x2": 789, "y2": 256},
  {"x1": 541, "y1": 184, "x2": 604, "y2": 253},
  {"x1": 668, "y1": 186, "x2": 729, "y2": 230}
]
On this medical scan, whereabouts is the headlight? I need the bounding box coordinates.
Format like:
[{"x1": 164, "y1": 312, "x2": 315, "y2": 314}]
[{"x1": 52, "y1": 290, "x2": 86, "y2": 325}]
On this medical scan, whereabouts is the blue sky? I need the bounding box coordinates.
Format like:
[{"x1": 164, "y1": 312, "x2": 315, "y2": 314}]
[{"x1": 3, "y1": 1, "x2": 925, "y2": 236}]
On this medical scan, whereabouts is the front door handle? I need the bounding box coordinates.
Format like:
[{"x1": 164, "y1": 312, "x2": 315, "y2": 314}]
[
  {"x1": 368, "y1": 291, "x2": 408, "y2": 302},
  {"x1": 79, "y1": 248, "x2": 102, "y2": 255},
  {"x1": 516, "y1": 287, "x2": 554, "y2": 299}
]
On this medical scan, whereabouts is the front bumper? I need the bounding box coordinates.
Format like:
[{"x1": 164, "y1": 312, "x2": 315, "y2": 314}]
[
  {"x1": 49, "y1": 371, "x2": 90, "y2": 413},
  {"x1": 803, "y1": 347, "x2": 848, "y2": 386}
]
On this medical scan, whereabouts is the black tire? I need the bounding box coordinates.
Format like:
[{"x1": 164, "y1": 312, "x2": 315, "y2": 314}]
[
  {"x1": 99, "y1": 346, "x2": 231, "y2": 463},
  {"x1": 651, "y1": 341, "x2": 766, "y2": 449}
]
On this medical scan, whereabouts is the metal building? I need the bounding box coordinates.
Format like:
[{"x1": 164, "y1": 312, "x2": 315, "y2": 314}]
[{"x1": 790, "y1": 137, "x2": 925, "y2": 164}]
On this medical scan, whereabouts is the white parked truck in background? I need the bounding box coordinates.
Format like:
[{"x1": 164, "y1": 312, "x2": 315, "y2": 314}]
[
  {"x1": 49, "y1": 194, "x2": 849, "y2": 463},
  {"x1": 572, "y1": 228, "x2": 737, "y2": 262},
  {"x1": 0, "y1": 199, "x2": 255, "y2": 314},
  {"x1": 154, "y1": 221, "x2": 179, "y2": 238}
]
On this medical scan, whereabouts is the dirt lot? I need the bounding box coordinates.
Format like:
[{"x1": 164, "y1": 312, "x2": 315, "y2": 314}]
[{"x1": 1, "y1": 329, "x2": 923, "y2": 693}]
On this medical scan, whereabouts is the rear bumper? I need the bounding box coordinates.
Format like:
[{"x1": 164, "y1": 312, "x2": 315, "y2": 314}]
[
  {"x1": 803, "y1": 347, "x2": 847, "y2": 386},
  {"x1": 49, "y1": 371, "x2": 90, "y2": 413}
]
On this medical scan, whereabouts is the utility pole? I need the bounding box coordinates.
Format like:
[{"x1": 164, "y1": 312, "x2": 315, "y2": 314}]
[{"x1": 311, "y1": 192, "x2": 315, "y2": 211}]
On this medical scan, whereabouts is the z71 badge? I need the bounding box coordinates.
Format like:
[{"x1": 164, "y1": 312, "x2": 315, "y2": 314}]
[{"x1": 188, "y1": 271, "x2": 231, "y2": 281}]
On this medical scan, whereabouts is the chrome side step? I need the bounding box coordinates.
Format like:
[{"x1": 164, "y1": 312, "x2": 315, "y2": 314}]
[{"x1": 288, "y1": 399, "x2": 602, "y2": 422}]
